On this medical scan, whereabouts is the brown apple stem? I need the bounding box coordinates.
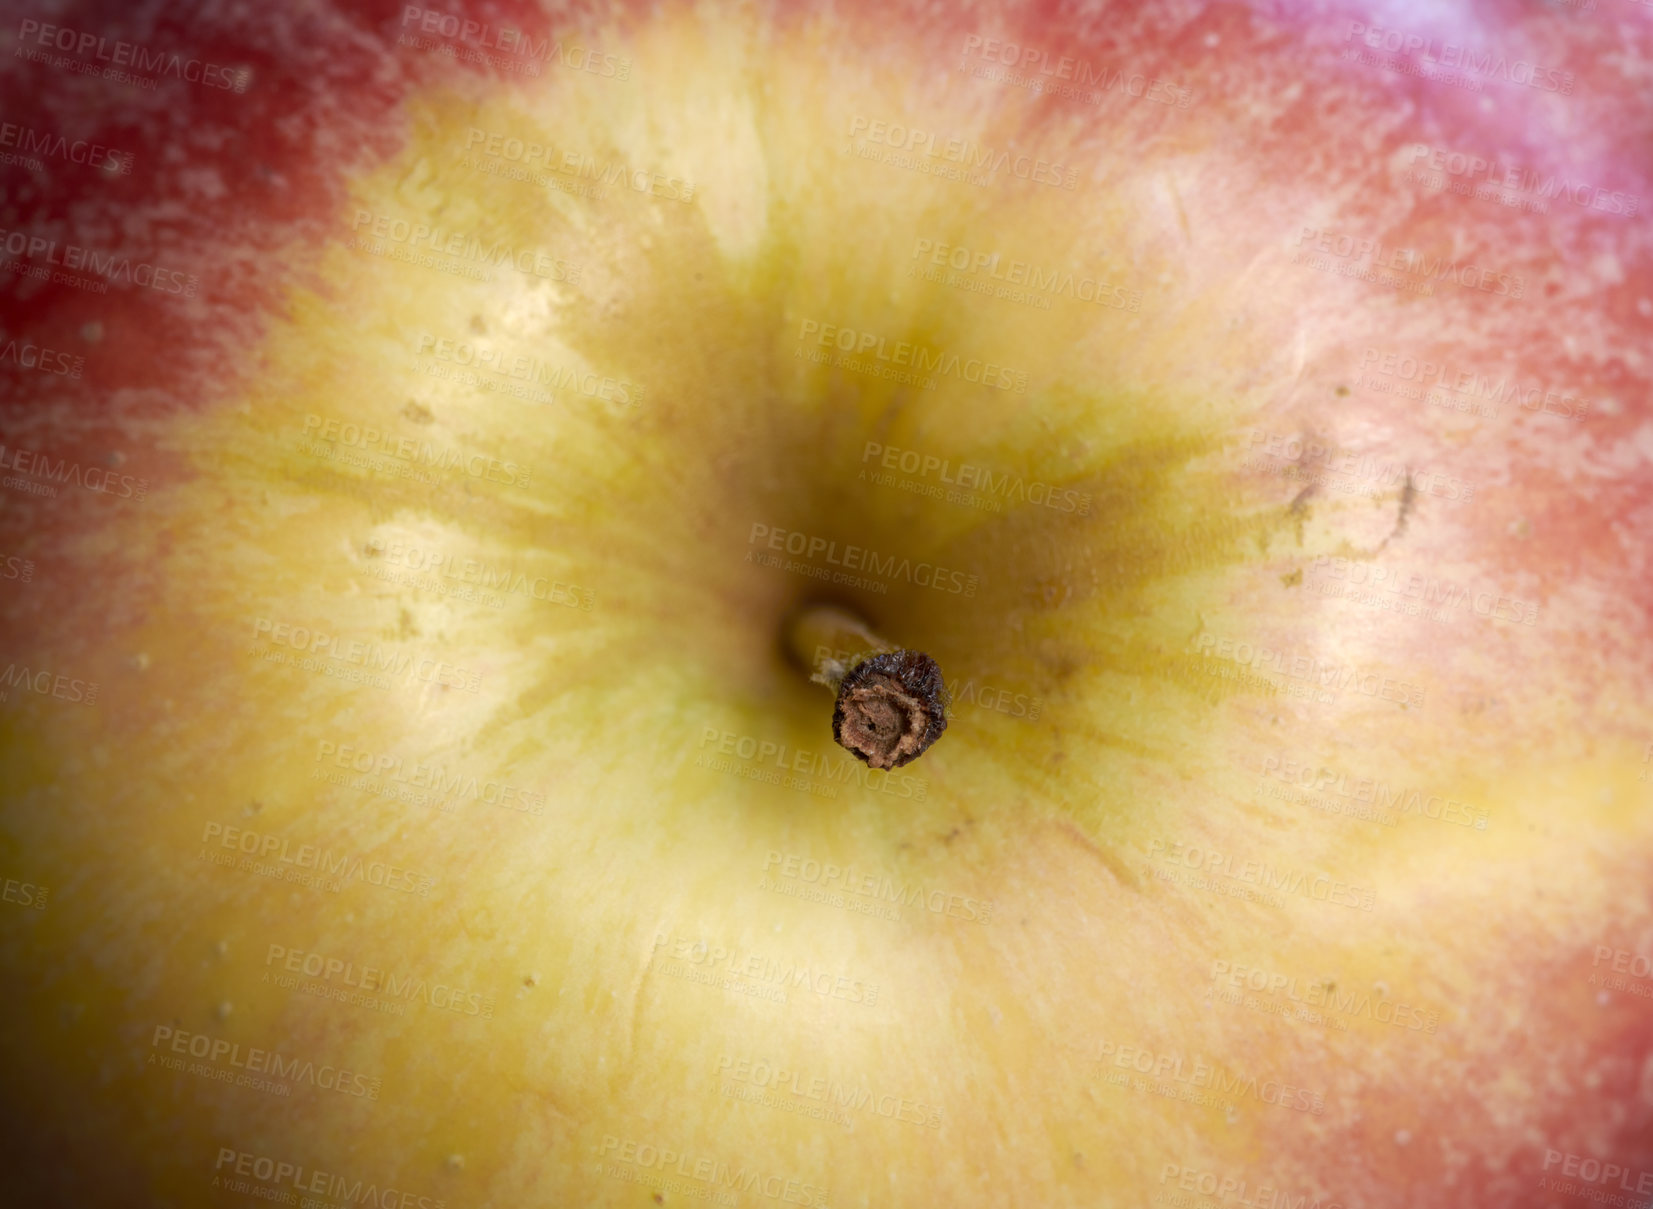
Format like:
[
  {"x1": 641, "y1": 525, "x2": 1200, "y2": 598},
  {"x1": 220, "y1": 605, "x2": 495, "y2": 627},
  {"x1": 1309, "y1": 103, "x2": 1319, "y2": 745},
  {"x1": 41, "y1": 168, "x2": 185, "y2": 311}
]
[{"x1": 784, "y1": 603, "x2": 949, "y2": 771}]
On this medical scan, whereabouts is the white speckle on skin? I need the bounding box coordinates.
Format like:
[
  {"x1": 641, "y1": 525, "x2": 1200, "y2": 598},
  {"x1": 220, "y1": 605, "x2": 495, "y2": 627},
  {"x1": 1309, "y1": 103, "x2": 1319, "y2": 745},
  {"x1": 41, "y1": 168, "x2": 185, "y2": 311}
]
[
  {"x1": 1591, "y1": 253, "x2": 1624, "y2": 286},
  {"x1": 1396, "y1": 1130, "x2": 1412, "y2": 1146},
  {"x1": 177, "y1": 166, "x2": 230, "y2": 201}
]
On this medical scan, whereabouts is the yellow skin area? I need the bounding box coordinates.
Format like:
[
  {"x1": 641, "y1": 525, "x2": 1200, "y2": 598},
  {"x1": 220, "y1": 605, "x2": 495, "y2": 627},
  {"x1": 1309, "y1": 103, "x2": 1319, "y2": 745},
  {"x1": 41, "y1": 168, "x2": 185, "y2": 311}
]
[{"x1": 2, "y1": 7, "x2": 1650, "y2": 1208}]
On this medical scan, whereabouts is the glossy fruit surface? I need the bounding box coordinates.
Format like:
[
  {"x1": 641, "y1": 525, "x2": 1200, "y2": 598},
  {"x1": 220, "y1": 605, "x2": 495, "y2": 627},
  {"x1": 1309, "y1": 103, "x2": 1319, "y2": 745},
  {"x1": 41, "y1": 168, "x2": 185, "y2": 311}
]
[{"x1": 1, "y1": 2, "x2": 1650, "y2": 1207}]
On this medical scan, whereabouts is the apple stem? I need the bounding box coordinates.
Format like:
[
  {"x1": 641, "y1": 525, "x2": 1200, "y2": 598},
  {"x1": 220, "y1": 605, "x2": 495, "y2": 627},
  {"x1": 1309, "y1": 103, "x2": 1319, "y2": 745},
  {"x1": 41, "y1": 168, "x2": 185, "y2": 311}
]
[
  {"x1": 787, "y1": 603, "x2": 894, "y2": 690},
  {"x1": 784, "y1": 603, "x2": 949, "y2": 771}
]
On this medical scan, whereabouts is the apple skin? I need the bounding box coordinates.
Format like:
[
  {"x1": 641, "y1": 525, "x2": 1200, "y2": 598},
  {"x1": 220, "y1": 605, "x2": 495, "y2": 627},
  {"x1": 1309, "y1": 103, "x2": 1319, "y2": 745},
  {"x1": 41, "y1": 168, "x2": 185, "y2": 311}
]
[{"x1": 1, "y1": 0, "x2": 1652, "y2": 1207}]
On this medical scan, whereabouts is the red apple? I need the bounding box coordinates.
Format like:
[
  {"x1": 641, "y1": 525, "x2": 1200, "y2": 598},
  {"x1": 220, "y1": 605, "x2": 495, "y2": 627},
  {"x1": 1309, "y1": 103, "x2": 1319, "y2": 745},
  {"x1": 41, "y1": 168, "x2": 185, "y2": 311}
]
[{"x1": 1, "y1": 1, "x2": 1651, "y2": 1206}]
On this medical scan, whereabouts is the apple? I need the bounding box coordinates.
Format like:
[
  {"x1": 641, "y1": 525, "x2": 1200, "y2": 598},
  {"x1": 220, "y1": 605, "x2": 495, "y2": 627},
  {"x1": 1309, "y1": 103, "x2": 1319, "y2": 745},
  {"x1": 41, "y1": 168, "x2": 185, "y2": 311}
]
[{"x1": 1, "y1": 0, "x2": 1651, "y2": 1206}]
